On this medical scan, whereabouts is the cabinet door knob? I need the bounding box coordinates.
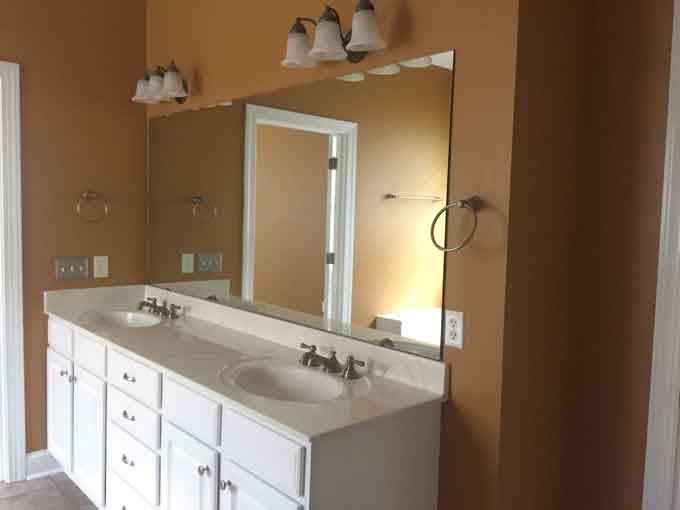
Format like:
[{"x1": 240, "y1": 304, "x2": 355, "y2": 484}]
[
  {"x1": 220, "y1": 480, "x2": 232, "y2": 491},
  {"x1": 121, "y1": 454, "x2": 135, "y2": 467},
  {"x1": 122, "y1": 410, "x2": 136, "y2": 422},
  {"x1": 59, "y1": 370, "x2": 68, "y2": 377},
  {"x1": 198, "y1": 465, "x2": 211, "y2": 477},
  {"x1": 68, "y1": 375, "x2": 77, "y2": 384},
  {"x1": 122, "y1": 373, "x2": 136, "y2": 383}
]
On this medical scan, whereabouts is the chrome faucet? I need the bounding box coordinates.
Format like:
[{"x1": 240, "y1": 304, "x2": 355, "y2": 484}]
[
  {"x1": 321, "y1": 350, "x2": 343, "y2": 374},
  {"x1": 299, "y1": 343, "x2": 322, "y2": 367},
  {"x1": 156, "y1": 301, "x2": 171, "y2": 318},
  {"x1": 139, "y1": 297, "x2": 158, "y2": 313},
  {"x1": 341, "y1": 355, "x2": 366, "y2": 380}
]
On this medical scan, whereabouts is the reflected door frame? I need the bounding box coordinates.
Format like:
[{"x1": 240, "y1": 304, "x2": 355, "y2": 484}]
[{"x1": 242, "y1": 104, "x2": 358, "y2": 324}]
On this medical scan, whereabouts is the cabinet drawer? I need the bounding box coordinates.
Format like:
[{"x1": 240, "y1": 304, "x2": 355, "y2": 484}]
[
  {"x1": 107, "y1": 469, "x2": 154, "y2": 510},
  {"x1": 108, "y1": 421, "x2": 160, "y2": 505},
  {"x1": 48, "y1": 320, "x2": 72, "y2": 358},
  {"x1": 108, "y1": 350, "x2": 161, "y2": 409},
  {"x1": 222, "y1": 461, "x2": 303, "y2": 510},
  {"x1": 222, "y1": 409, "x2": 306, "y2": 498},
  {"x1": 163, "y1": 377, "x2": 221, "y2": 447},
  {"x1": 108, "y1": 386, "x2": 161, "y2": 450},
  {"x1": 73, "y1": 332, "x2": 106, "y2": 377}
]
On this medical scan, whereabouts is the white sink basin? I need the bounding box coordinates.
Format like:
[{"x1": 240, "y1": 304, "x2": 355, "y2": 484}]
[
  {"x1": 223, "y1": 362, "x2": 344, "y2": 404},
  {"x1": 82, "y1": 311, "x2": 162, "y2": 329}
]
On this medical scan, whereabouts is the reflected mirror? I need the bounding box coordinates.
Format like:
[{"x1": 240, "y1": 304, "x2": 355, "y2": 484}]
[{"x1": 148, "y1": 50, "x2": 456, "y2": 360}]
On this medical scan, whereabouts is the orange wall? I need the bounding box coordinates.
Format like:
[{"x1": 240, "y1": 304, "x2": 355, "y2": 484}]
[
  {"x1": 0, "y1": 1, "x2": 147, "y2": 452},
  {"x1": 254, "y1": 125, "x2": 328, "y2": 315},
  {"x1": 147, "y1": 1, "x2": 519, "y2": 509}
]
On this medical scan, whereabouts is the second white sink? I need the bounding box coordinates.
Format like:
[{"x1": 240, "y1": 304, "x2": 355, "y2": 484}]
[
  {"x1": 224, "y1": 361, "x2": 344, "y2": 404},
  {"x1": 82, "y1": 311, "x2": 162, "y2": 329}
]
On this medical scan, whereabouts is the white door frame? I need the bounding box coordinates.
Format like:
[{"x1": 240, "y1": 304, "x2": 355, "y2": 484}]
[
  {"x1": 643, "y1": 0, "x2": 680, "y2": 506},
  {"x1": 0, "y1": 61, "x2": 26, "y2": 483},
  {"x1": 241, "y1": 104, "x2": 357, "y2": 323}
]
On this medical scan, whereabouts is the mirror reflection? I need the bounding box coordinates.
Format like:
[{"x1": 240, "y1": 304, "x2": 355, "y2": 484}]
[{"x1": 148, "y1": 50, "x2": 455, "y2": 360}]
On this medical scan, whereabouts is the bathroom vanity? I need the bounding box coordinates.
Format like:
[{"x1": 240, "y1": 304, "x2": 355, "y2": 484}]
[{"x1": 44, "y1": 286, "x2": 445, "y2": 510}]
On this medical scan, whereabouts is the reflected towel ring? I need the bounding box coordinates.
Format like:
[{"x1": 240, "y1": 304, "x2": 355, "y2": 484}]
[
  {"x1": 191, "y1": 195, "x2": 218, "y2": 222},
  {"x1": 430, "y1": 196, "x2": 483, "y2": 253},
  {"x1": 76, "y1": 191, "x2": 110, "y2": 223}
]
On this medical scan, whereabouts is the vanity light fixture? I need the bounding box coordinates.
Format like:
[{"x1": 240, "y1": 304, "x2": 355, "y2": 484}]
[
  {"x1": 282, "y1": 0, "x2": 387, "y2": 69},
  {"x1": 337, "y1": 72, "x2": 366, "y2": 82},
  {"x1": 399, "y1": 55, "x2": 433, "y2": 68},
  {"x1": 132, "y1": 62, "x2": 189, "y2": 105}
]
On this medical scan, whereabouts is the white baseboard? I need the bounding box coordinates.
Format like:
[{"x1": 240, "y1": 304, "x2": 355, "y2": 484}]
[{"x1": 26, "y1": 450, "x2": 62, "y2": 480}]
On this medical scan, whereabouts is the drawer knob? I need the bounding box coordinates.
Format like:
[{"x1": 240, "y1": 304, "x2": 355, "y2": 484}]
[
  {"x1": 198, "y1": 465, "x2": 211, "y2": 477},
  {"x1": 220, "y1": 480, "x2": 232, "y2": 491},
  {"x1": 122, "y1": 373, "x2": 136, "y2": 383},
  {"x1": 68, "y1": 375, "x2": 77, "y2": 384},
  {"x1": 59, "y1": 370, "x2": 68, "y2": 377},
  {"x1": 121, "y1": 454, "x2": 135, "y2": 467},
  {"x1": 122, "y1": 410, "x2": 136, "y2": 422}
]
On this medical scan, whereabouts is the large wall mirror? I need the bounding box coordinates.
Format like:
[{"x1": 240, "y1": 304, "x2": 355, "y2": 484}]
[{"x1": 147, "y1": 50, "x2": 457, "y2": 360}]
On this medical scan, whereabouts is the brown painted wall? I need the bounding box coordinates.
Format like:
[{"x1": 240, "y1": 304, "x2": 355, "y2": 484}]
[
  {"x1": 0, "y1": 1, "x2": 147, "y2": 452},
  {"x1": 148, "y1": 106, "x2": 244, "y2": 294},
  {"x1": 148, "y1": 1, "x2": 520, "y2": 509},
  {"x1": 254, "y1": 125, "x2": 328, "y2": 315},
  {"x1": 582, "y1": 0, "x2": 672, "y2": 508}
]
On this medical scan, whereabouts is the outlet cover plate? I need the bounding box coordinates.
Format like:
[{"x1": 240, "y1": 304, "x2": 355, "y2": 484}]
[
  {"x1": 198, "y1": 252, "x2": 223, "y2": 273},
  {"x1": 444, "y1": 309, "x2": 464, "y2": 349},
  {"x1": 55, "y1": 256, "x2": 89, "y2": 280}
]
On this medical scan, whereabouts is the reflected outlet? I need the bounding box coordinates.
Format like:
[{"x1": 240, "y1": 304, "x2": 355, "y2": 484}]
[{"x1": 444, "y1": 310, "x2": 464, "y2": 349}]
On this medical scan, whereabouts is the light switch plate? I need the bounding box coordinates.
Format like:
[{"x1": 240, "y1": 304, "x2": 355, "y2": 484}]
[
  {"x1": 444, "y1": 310, "x2": 464, "y2": 349},
  {"x1": 55, "y1": 256, "x2": 89, "y2": 280},
  {"x1": 181, "y1": 253, "x2": 195, "y2": 274},
  {"x1": 198, "y1": 253, "x2": 223, "y2": 273},
  {"x1": 93, "y1": 256, "x2": 109, "y2": 278}
]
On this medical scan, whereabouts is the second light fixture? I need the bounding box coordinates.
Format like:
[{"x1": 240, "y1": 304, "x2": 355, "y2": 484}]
[{"x1": 282, "y1": 0, "x2": 387, "y2": 69}]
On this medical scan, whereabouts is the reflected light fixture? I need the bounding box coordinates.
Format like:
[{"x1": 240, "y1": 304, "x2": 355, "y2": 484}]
[
  {"x1": 337, "y1": 72, "x2": 366, "y2": 82},
  {"x1": 132, "y1": 62, "x2": 189, "y2": 105},
  {"x1": 367, "y1": 63, "x2": 401, "y2": 76},
  {"x1": 282, "y1": 0, "x2": 387, "y2": 69},
  {"x1": 399, "y1": 56, "x2": 433, "y2": 69}
]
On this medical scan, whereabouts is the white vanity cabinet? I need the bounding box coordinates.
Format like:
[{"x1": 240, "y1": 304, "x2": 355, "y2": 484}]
[
  {"x1": 46, "y1": 347, "x2": 73, "y2": 473},
  {"x1": 47, "y1": 326, "x2": 107, "y2": 508},
  {"x1": 44, "y1": 314, "x2": 441, "y2": 510},
  {"x1": 160, "y1": 422, "x2": 219, "y2": 510}
]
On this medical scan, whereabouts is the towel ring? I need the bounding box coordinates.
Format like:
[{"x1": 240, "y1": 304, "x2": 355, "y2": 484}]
[
  {"x1": 430, "y1": 196, "x2": 483, "y2": 253},
  {"x1": 76, "y1": 191, "x2": 110, "y2": 223},
  {"x1": 191, "y1": 195, "x2": 218, "y2": 222}
]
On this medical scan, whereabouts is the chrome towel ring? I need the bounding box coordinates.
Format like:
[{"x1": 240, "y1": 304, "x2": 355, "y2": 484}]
[
  {"x1": 430, "y1": 196, "x2": 483, "y2": 253},
  {"x1": 76, "y1": 191, "x2": 110, "y2": 223},
  {"x1": 191, "y1": 195, "x2": 218, "y2": 222}
]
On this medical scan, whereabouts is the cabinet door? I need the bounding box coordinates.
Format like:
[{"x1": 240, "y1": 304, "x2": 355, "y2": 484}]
[
  {"x1": 220, "y1": 461, "x2": 302, "y2": 510},
  {"x1": 72, "y1": 366, "x2": 106, "y2": 508},
  {"x1": 47, "y1": 348, "x2": 73, "y2": 473},
  {"x1": 161, "y1": 421, "x2": 218, "y2": 510}
]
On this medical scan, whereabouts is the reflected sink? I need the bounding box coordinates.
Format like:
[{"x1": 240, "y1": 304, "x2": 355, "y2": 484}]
[
  {"x1": 223, "y1": 362, "x2": 344, "y2": 404},
  {"x1": 82, "y1": 311, "x2": 162, "y2": 329}
]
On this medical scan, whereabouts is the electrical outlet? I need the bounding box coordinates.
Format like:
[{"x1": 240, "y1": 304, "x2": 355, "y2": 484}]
[{"x1": 444, "y1": 310, "x2": 464, "y2": 349}]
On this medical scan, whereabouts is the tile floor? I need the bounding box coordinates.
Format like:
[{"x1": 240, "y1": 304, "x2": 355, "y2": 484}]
[{"x1": 0, "y1": 473, "x2": 95, "y2": 510}]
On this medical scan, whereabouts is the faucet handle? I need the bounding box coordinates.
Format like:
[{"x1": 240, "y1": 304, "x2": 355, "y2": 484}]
[
  {"x1": 300, "y1": 343, "x2": 317, "y2": 353},
  {"x1": 341, "y1": 355, "x2": 366, "y2": 380},
  {"x1": 170, "y1": 304, "x2": 182, "y2": 319}
]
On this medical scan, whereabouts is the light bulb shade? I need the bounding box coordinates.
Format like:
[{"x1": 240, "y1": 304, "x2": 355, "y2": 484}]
[
  {"x1": 399, "y1": 56, "x2": 433, "y2": 69},
  {"x1": 346, "y1": 3, "x2": 387, "y2": 52},
  {"x1": 367, "y1": 64, "x2": 401, "y2": 76},
  {"x1": 337, "y1": 72, "x2": 365, "y2": 82},
  {"x1": 161, "y1": 62, "x2": 188, "y2": 99},
  {"x1": 282, "y1": 32, "x2": 318, "y2": 68},
  {"x1": 309, "y1": 17, "x2": 347, "y2": 61},
  {"x1": 132, "y1": 76, "x2": 158, "y2": 104},
  {"x1": 147, "y1": 72, "x2": 165, "y2": 101}
]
